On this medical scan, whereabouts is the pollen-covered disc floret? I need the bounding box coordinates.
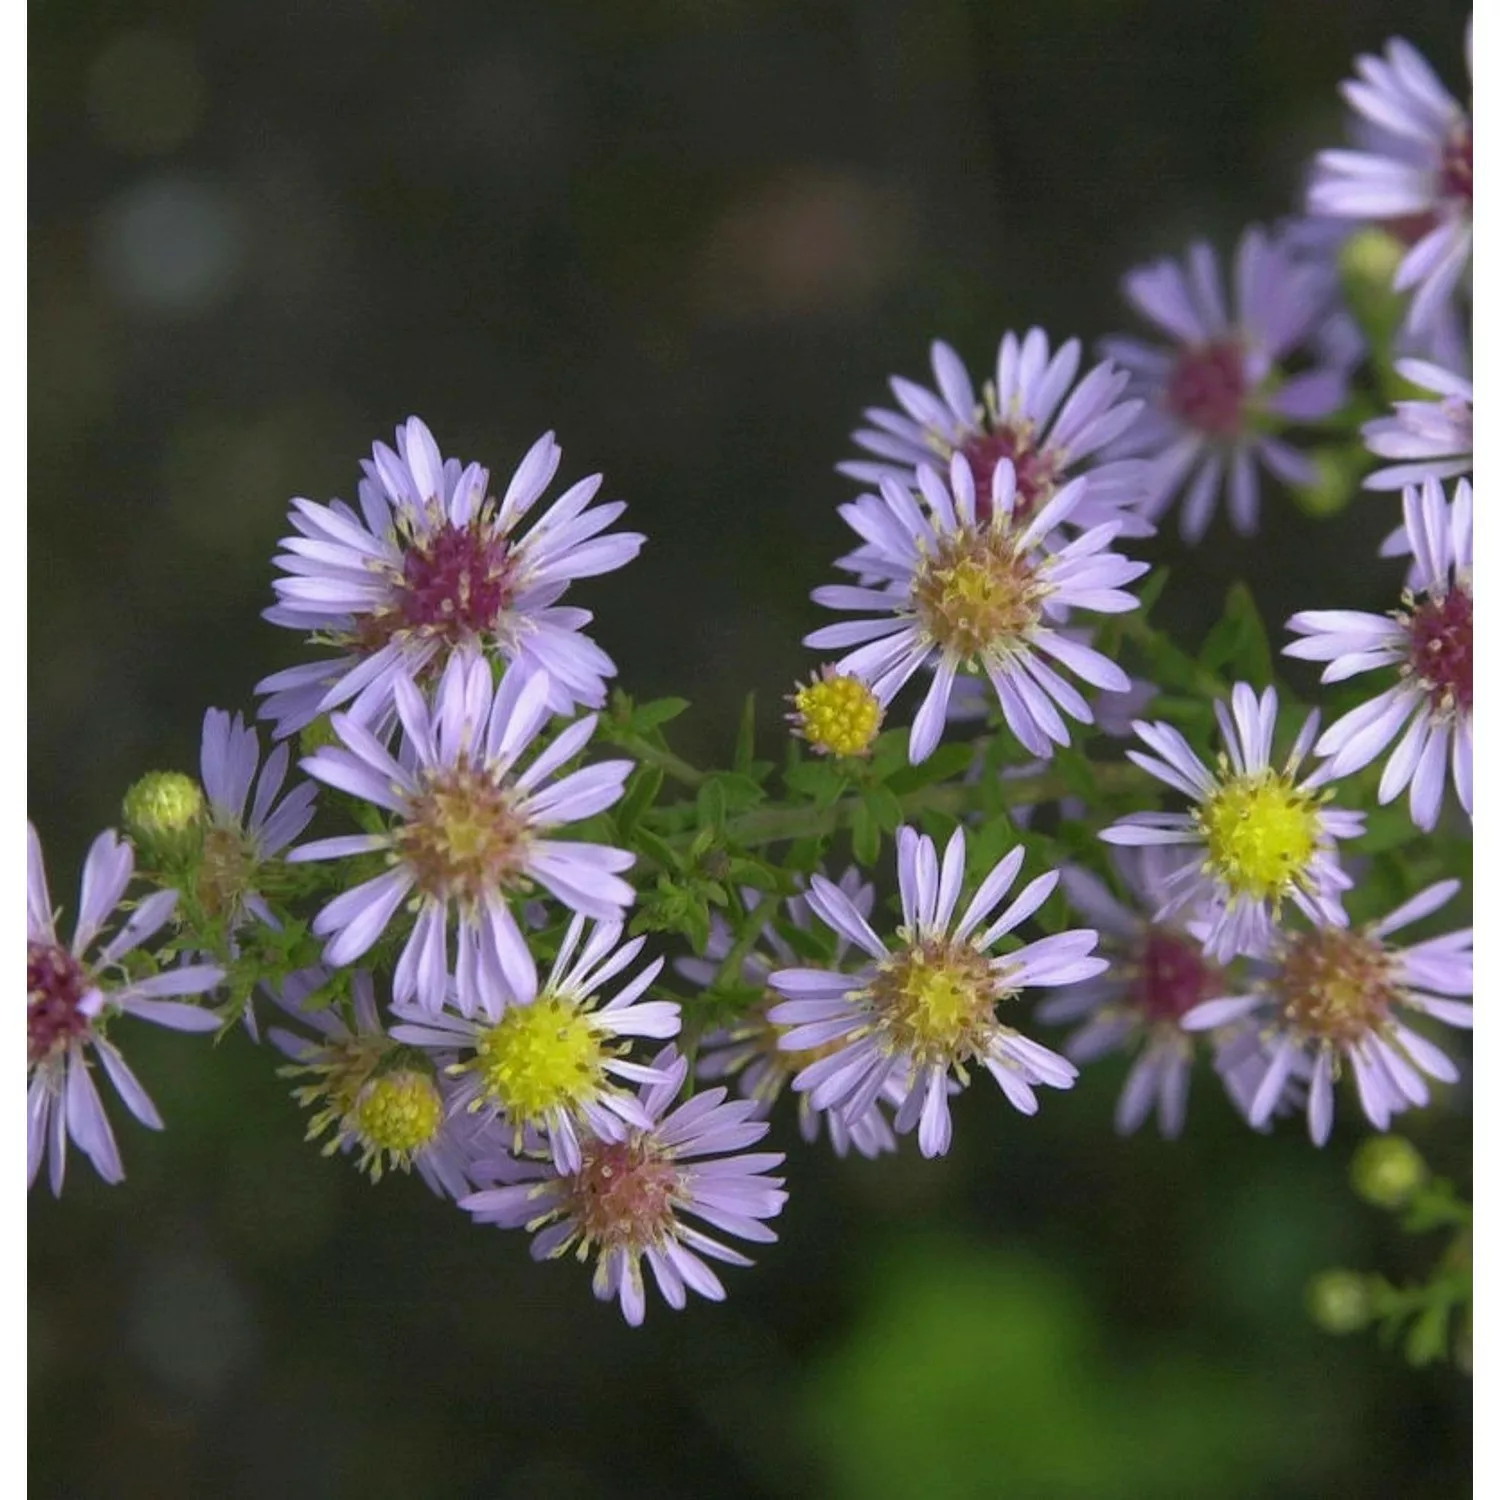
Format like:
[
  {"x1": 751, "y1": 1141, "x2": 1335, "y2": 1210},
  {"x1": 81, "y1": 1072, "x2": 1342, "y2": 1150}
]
[
  {"x1": 677, "y1": 873, "x2": 903, "y2": 1158},
  {"x1": 257, "y1": 417, "x2": 644, "y2": 736},
  {"x1": 1035, "y1": 847, "x2": 1286, "y2": 1138},
  {"x1": 27, "y1": 824, "x2": 224, "y2": 1196},
  {"x1": 390, "y1": 914, "x2": 679, "y2": 1173},
  {"x1": 1098, "y1": 226, "x2": 1352, "y2": 543},
  {"x1": 289, "y1": 654, "x2": 635, "y2": 1015},
  {"x1": 1308, "y1": 30, "x2": 1472, "y2": 338},
  {"x1": 768, "y1": 827, "x2": 1097, "y2": 1159},
  {"x1": 807, "y1": 454, "x2": 1147, "y2": 764},
  {"x1": 840, "y1": 330, "x2": 1150, "y2": 540},
  {"x1": 1286, "y1": 476, "x2": 1472, "y2": 833},
  {"x1": 266, "y1": 968, "x2": 486, "y2": 1197},
  {"x1": 1181, "y1": 881, "x2": 1472, "y2": 1145},
  {"x1": 459, "y1": 1046, "x2": 787, "y2": 1327},
  {"x1": 788, "y1": 667, "x2": 884, "y2": 758},
  {"x1": 1103, "y1": 684, "x2": 1363, "y2": 962}
]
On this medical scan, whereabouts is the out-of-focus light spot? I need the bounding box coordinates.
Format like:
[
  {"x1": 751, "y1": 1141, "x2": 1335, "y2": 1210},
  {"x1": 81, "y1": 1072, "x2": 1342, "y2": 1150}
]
[
  {"x1": 86, "y1": 29, "x2": 205, "y2": 157},
  {"x1": 127, "y1": 1247, "x2": 256, "y2": 1397},
  {"x1": 94, "y1": 176, "x2": 246, "y2": 314},
  {"x1": 696, "y1": 168, "x2": 915, "y2": 320}
]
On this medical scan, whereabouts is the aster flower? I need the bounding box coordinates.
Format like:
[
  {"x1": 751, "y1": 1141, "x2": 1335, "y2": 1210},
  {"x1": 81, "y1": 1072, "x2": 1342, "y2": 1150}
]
[
  {"x1": 840, "y1": 330, "x2": 1151, "y2": 535},
  {"x1": 1099, "y1": 227, "x2": 1351, "y2": 542},
  {"x1": 1308, "y1": 31, "x2": 1472, "y2": 338},
  {"x1": 460, "y1": 1046, "x2": 787, "y2": 1326},
  {"x1": 1181, "y1": 880, "x2": 1472, "y2": 1144},
  {"x1": 1102, "y1": 684, "x2": 1364, "y2": 962},
  {"x1": 28, "y1": 825, "x2": 223, "y2": 1194},
  {"x1": 266, "y1": 967, "x2": 490, "y2": 1197},
  {"x1": 768, "y1": 827, "x2": 1096, "y2": 1159},
  {"x1": 1036, "y1": 848, "x2": 1241, "y2": 1138},
  {"x1": 806, "y1": 455, "x2": 1147, "y2": 764},
  {"x1": 1285, "y1": 476, "x2": 1472, "y2": 832},
  {"x1": 289, "y1": 654, "x2": 634, "y2": 1013},
  {"x1": 1362, "y1": 358, "x2": 1472, "y2": 492},
  {"x1": 389, "y1": 913, "x2": 679, "y2": 1173},
  {"x1": 676, "y1": 872, "x2": 902, "y2": 1159},
  {"x1": 258, "y1": 418, "x2": 643, "y2": 737},
  {"x1": 195, "y1": 707, "x2": 318, "y2": 932}
]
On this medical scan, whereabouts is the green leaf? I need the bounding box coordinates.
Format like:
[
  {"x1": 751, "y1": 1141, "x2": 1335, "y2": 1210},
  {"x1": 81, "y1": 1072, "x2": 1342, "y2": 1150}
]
[
  {"x1": 615, "y1": 765, "x2": 664, "y2": 839},
  {"x1": 696, "y1": 777, "x2": 728, "y2": 833},
  {"x1": 633, "y1": 696, "x2": 691, "y2": 731},
  {"x1": 866, "y1": 783, "x2": 904, "y2": 833},
  {"x1": 851, "y1": 802, "x2": 881, "y2": 867},
  {"x1": 734, "y1": 693, "x2": 757, "y2": 775},
  {"x1": 1199, "y1": 582, "x2": 1273, "y2": 687},
  {"x1": 884, "y1": 742, "x2": 975, "y2": 795}
]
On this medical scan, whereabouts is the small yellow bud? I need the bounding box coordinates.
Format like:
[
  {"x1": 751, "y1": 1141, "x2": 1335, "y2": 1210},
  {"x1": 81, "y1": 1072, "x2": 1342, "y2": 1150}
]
[
  {"x1": 122, "y1": 771, "x2": 205, "y2": 858},
  {"x1": 1306, "y1": 1270, "x2": 1373, "y2": 1335},
  {"x1": 1350, "y1": 1135, "x2": 1428, "y2": 1210},
  {"x1": 789, "y1": 667, "x2": 884, "y2": 758}
]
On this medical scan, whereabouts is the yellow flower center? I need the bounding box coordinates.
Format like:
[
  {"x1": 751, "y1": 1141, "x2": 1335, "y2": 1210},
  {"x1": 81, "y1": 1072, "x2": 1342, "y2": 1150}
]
[
  {"x1": 472, "y1": 994, "x2": 607, "y2": 1123},
  {"x1": 1197, "y1": 771, "x2": 1321, "y2": 903},
  {"x1": 792, "y1": 672, "x2": 883, "y2": 757},
  {"x1": 911, "y1": 529, "x2": 1046, "y2": 662},
  {"x1": 868, "y1": 936, "x2": 1011, "y2": 1062},
  {"x1": 353, "y1": 1068, "x2": 444, "y2": 1155},
  {"x1": 396, "y1": 754, "x2": 530, "y2": 904},
  {"x1": 1277, "y1": 928, "x2": 1395, "y2": 1045}
]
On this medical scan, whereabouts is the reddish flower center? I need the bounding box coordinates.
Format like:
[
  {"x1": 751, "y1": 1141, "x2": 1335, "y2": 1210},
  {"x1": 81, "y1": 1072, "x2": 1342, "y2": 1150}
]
[
  {"x1": 396, "y1": 519, "x2": 514, "y2": 641},
  {"x1": 1130, "y1": 928, "x2": 1221, "y2": 1024},
  {"x1": 956, "y1": 424, "x2": 1063, "y2": 526},
  {"x1": 28, "y1": 941, "x2": 93, "y2": 1065},
  {"x1": 1441, "y1": 123, "x2": 1473, "y2": 207},
  {"x1": 1165, "y1": 341, "x2": 1247, "y2": 438},
  {"x1": 572, "y1": 1138, "x2": 681, "y2": 1248},
  {"x1": 1407, "y1": 586, "x2": 1473, "y2": 715}
]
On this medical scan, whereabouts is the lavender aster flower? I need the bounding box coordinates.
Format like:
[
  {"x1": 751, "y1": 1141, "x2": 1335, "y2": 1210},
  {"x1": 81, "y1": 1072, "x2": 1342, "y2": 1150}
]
[
  {"x1": 1285, "y1": 476, "x2": 1472, "y2": 831},
  {"x1": 840, "y1": 330, "x2": 1150, "y2": 535},
  {"x1": 1362, "y1": 358, "x2": 1472, "y2": 492},
  {"x1": 1182, "y1": 881, "x2": 1472, "y2": 1144},
  {"x1": 289, "y1": 654, "x2": 634, "y2": 1013},
  {"x1": 460, "y1": 1046, "x2": 787, "y2": 1326},
  {"x1": 258, "y1": 419, "x2": 643, "y2": 736},
  {"x1": 1308, "y1": 31, "x2": 1472, "y2": 338},
  {"x1": 1102, "y1": 684, "x2": 1364, "y2": 961},
  {"x1": 267, "y1": 967, "x2": 489, "y2": 1197},
  {"x1": 1099, "y1": 227, "x2": 1351, "y2": 542},
  {"x1": 390, "y1": 914, "x2": 679, "y2": 1173},
  {"x1": 196, "y1": 707, "x2": 317, "y2": 931},
  {"x1": 1036, "y1": 848, "x2": 1241, "y2": 1138},
  {"x1": 768, "y1": 827, "x2": 1095, "y2": 1158},
  {"x1": 676, "y1": 872, "x2": 902, "y2": 1159},
  {"x1": 28, "y1": 825, "x2": 223, "y2": 1194},
  {"x1": 807, "y1": 455, "x2": 1147, "y2": 763}
]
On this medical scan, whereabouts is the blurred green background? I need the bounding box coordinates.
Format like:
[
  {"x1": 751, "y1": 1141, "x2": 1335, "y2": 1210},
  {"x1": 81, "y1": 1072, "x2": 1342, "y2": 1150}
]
[{"x1": 30, "y1": 2, "x2": 1471, "y2": 1496}]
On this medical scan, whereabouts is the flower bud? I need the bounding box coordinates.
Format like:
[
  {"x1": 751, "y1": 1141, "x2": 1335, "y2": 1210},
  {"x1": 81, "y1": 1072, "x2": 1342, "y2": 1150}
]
[
  {"x1": 1306, "y1": 1270, "x2": 1373, "y2": 1335},
  {"x1": 122, "y1": 771, "x2": 205, "y2": 859},
  {"x1": 1350, "y1": 1135, "x2": 1428, "y2": 1210}
]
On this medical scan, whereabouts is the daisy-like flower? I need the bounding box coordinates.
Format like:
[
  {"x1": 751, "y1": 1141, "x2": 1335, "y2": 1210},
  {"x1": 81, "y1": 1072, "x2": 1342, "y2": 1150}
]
[
  {"x1": 1099, "y1": 227, "x2": 1351, "y2": 542},
  {"x1": 1181, "y1": 880, "x2": 1472, "y2": 1144},
  {"x1": 266, "y1": 967, "x2": 490, "y2": 1197},
  {"x1": 195, "y1": 708, "x2": 318, "y2": 932},
  {"x1": 1362, "y1": 358, "x2": 1472, "y2": 491},
  {"x1": 389, "y1": 913, "x2": 679, "y2": 1173},
  {"x1": 289, "y1": 654, "x2": 634, "y2": 1013},
  {"x1": 840, "y1": 330, "x2": 1150, "y2": 534},
  {"x1": 258, "y1": 418, "x2": 642, "y2": 737},
  {"x1": 676, "y1": 873, "x2": 902, "y2": 1159},
  {"x1": 768, "y1": 827, "x2": 1096, "y2": 1158},
  {"x1": 28, "y1": 825, "x2": 223, "y2": 1194},
  {"x1": 806, "y1": 455, "x2": 1147, "y2": 764},
  {"x1": 1036, "y1": 848, "x2": 1237, "y2": 1138},
  {"x1": 1102, "y1": 684, "x2": 1364, "y2": 962},
  {"x1": 1285, "y1": 477, "x2": 1472, "y2": 832},
  {"x1": 460, "y1": 1046, "x2": 787, "y2": 1326},
  {"x1": 1308, "y1": 30, "x2": 1472, "y2": 338}
]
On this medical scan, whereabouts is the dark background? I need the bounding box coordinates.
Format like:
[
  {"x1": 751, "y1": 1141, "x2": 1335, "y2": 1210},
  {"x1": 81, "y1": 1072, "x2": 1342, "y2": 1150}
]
[{"x1": 30, "y1": 3, "x2": 1472, "y2": 1496}]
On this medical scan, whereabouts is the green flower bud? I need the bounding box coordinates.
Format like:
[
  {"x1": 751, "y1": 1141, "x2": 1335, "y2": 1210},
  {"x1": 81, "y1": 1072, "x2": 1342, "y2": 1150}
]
[
  {"x1": 298, "y1": 714, "x2": 340, "y2": 757},
  {"x1": 1351, "y1": 1135, "x2": 1428, "y2": 1210},
  {"x1": 122, "y1": 771, "x2": 205, "y2": 858},
  {"x1": 1307, "y1": 1270, "x2": 1373, "y2": 1335}
]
